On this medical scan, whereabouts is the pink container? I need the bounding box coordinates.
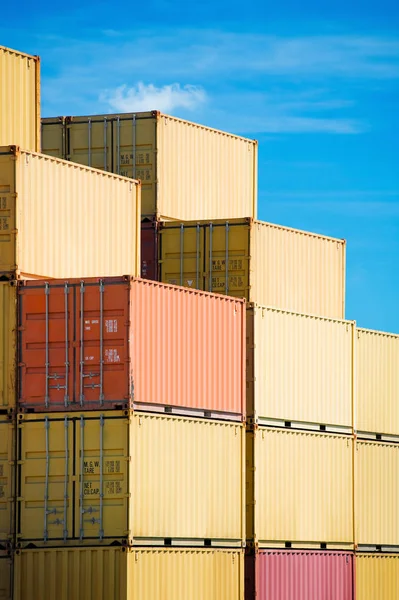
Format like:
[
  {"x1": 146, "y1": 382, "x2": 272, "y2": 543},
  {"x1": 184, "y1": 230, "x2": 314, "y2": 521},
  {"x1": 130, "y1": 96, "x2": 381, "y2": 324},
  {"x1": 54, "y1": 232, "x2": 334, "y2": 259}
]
[{"x1": 245, "y1": 551, "x2": 354, "y2": 600}]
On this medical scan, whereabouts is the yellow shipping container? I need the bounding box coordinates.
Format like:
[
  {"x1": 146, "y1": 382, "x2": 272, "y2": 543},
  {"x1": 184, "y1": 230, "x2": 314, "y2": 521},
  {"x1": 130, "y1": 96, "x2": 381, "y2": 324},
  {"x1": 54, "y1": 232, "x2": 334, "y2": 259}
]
[
  {"x1": 0, "y1": 146, "x2": 141, "y2": 279},
  {"x1": 356, "y1": 328, "x2": 399, "y2": 437},
  {"x1": 0, "y1": 45, "x2": 40, "y2": 152},
  {"x1": 17, "y1": 412, "x2": 244, "y2": 547},
  {"x1": 160, "y1": 219, "x2": 345, "y2": 319},
  {"x1": 247, "y1": 306, "x2": 354, "y2": 429},
  {"x1": 0, "y1": 283, "x2": 16, "y2": 412},
  {"x1": 356, "y1": 553, "x2": 399, "y2": 600},
  {"x1": 14, "y1": 547, "x2": 243, "y2": 600},
  {"x1": 355, "y1": 440, "x2": 399, "y2": 547},
  {"x1": 0, "y1": 551, "x2": 12, "y2": 600},
  {"x1": 40, "y1": 117, "x2": 66, "y2": 159},
  {"x1": 0, "y1": 418, "x2": 14, "y2": 543},
  {"x1": 247, "y1": 428, "x2": 354, "y2": 547},
  {"x1": 41, "y1": 111, "x2": 258, "y2": 221}
]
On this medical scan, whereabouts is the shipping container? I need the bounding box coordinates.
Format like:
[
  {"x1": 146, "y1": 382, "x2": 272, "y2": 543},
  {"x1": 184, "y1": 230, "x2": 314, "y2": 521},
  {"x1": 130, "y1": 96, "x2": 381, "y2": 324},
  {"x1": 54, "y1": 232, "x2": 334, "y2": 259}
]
[
  {"x1": 247, "y1": 306, "x2": 354, "y2": 429},
  {"x1": 14, "y1": 547, "x2": 243, "y2": 600},
  {"x1": 41, "y1": 111, "x2": 258, "y2": 221},
  {"x1": 356, "y1": 553, "x2": 399, "y2": 600},
  {"x1": 356, "y1": 328, "x2": 399, "y2": 437},
  {"x1": 245, "y1": 550, "x2": 354, "y2": 600},
  {"x1": 160, "y1": 219, "x2": 346, "y2": 319},
  {"x1": 0, "y1": 283, "x2": 17, "y2": 412},
  {"x1": 18, "y1": 277, "x2": 245, "y2": 418},
  {"x1": 0, "y1": 146, "x2": 140, "y2": 279},
  {"x1": 355, "y1": 440, "x2": 399, "y2": 548},
  {"x1": 0, "y1": 418, "x2": 14, "y2": 543},
  {"x1": 246, "y1": 428, "x2": 354, "y2": 547},
  {"x1": 141, "y1": 219, "x2": 159, "y2": 280},
  {"x1": 0, "y1": 45, "x2": 40, "y2": 152},
  {"x1": 40, "y1": 116, "x2": 66, "y2": 159},
  {"x1": 17, "y1": 411, "x2": 245, "y2": 546},
  {"x1": 0, "y1": 551, "x2": 12, "y2": 600}
]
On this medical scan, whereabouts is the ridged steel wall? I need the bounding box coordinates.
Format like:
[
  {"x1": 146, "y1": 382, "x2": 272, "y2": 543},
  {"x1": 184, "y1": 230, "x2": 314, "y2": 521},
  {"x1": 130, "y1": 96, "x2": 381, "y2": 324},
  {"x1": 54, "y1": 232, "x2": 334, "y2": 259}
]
[
  {"x1": 248, "y1": 305, "x2": 353, "y2": 428},
  {"x1": 0, "y1": 282, "x2": 16, "y2": 411},
  {"x1": 0, "y1": 419, "x2": 14, "y2": 544},
  {"x1": 0, "y1": 45, "x2": 40, "y2": 151},
  {"x1": 0, "y1": 147, "x2": 141, "y2": 279},
  {"x1": 248, "y1": 428, "x2": 354, "y2": 546},
  {"x1": 14, "y1": 547, "x2": 244, "y2": 600},
  {"x1": 356, "y1": 553, "x2": 399, "y2": 600},
  {"x1": 356, "y1": 328, "x2": 399, "y2": 436},
  {"x1": 17, "y1": 412, "x2": 245, "y2": 546}
]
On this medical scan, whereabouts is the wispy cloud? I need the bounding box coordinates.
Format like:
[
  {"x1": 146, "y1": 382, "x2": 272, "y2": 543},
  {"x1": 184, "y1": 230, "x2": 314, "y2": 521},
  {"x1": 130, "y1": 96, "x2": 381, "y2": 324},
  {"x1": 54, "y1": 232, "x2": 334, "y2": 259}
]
[{"x1": 100, "y1": 82, "x2": 206, "y2": 113}]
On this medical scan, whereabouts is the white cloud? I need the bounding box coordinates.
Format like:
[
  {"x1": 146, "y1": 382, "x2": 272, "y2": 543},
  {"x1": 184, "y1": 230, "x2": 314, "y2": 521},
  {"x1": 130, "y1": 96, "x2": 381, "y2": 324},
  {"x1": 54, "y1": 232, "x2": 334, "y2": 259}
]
[{"x1": 101, "y1": 82, "x2": 206, "y2": 113}]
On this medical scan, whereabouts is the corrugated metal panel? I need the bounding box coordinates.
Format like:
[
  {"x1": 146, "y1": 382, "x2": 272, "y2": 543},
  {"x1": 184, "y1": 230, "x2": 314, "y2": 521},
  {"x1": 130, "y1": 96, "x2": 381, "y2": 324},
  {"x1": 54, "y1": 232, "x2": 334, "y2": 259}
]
[
  {"x1": 0, "y1": 419, "x2": 14, "y2": 542},
  {"x1": 141, "y1": 220, "x2": 159, "y2": 280},
  {"x1": 246, "y1": 551, "x2": 354, "y2": 600},
  {"x1": 356, "y1": 553, "x2": 399, "y2": 600},
  {"x1": 0, "y1": 283, "x2": 16, "y2": 411},
  {"x1": 42, "y1": 111, "x2": 257, "y2": 221},
  {"x1": 17, "y1": 412, "x2": 245, "y2": 545},
  {"x1": 251, "y1": 221, "x2": 346, "y2": 318},
  {"x1": 355, "y1": 440, "x2": 399, "y2": 546},
  {"x1": 251, "y1": 428, "x2": 353, "y2": 546},
  {"x1": 160, "y1": 219, "x2": 346, "y2": 319},
  {"x1": 0, "y1": 147, "x2": 141, "y2": 279},
  {"x1": 0, "y1": 551, "x2": 12, "y2": 600},
  {"x1": 356, "y1": 328, "x2": 399, "y2": 436},
  {"x1": 40, "y1": 117, "x2": 66, "y2": 158},
  {"x1": 14, "y1": 547, "x2": 244, "y2": 600},
  {"x1": 249, "y1": 306, "x2": 353, "y2": 428},
  {"x1": 0, "y1": 45, "x2": 40, "y2": 151},
  {"x1": 19, "y1": 277, "x2": 245, "y2": 418}
]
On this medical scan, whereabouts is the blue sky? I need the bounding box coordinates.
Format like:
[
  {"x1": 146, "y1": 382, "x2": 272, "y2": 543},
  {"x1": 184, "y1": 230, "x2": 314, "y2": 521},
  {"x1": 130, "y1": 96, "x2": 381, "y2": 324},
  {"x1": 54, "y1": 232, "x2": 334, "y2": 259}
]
[{"x1": 3, "y1": 1, "x2": 399, "y2": 332}]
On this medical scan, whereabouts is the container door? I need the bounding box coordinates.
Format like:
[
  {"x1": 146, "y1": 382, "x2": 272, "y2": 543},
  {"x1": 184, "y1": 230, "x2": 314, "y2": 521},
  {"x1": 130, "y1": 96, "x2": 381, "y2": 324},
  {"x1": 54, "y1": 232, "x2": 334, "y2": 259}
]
[
  {"x1": 0, "y1": 421, "x2": 13, "y2": 542},
  {"x1": 68, "y1": 117, "x2": 112, "y2": 172},
  {"x1": 0, "y1": 154, "x2": 17, "y2": 276},
  {"x1": 74, "y1": 280, "x2": 130, "y2": 410},
  {"x1": 19, "y1": 283, "x2": 75, "y2": 411},
  {"x1": 75, "y1": 414, "x2": 129, "y2": 543},
  {"x1": 41, "y1": 118, "x2": 67, "y2": 160},
  {"x1": 159, "y1": 223, "x2": 206, "y2": 290},
  {"x1": 0, "y1": 553, "x2": 12, "y2": 600},
  {"x1": 18, "y1": 416, "x2": 74, "y2": 544},
  {"x1": 141, "y1": 221, "x2": 159, "y2": 281},
  {"x1": 0, "y1": 282, "x2": 17, "y2": 412},
  {"x1": 112, "y1": 114, "x2": 156, "y2": 217},
  {"x1": 204, "y1": 221, "x2": 250, "y2": 299}
]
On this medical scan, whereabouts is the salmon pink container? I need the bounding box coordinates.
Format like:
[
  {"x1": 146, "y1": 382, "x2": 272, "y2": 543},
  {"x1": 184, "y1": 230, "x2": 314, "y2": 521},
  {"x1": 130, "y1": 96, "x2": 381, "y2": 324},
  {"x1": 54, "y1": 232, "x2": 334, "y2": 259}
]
[
  {"x1": 245, "y1": 550, "x2": 354, "y2": 600},
  {"x1": 18, "y1": 277, "x2": 245, "y2": 419}
]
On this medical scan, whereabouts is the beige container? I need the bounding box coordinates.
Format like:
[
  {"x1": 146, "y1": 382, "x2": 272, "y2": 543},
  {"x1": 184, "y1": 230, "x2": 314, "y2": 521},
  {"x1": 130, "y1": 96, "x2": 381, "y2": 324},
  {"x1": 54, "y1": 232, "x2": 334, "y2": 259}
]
[
  {"x1": 0, "y1": 551, "x2": 12, "y2": 600},
  {"x1": 160, "y1": 219, "x2": 346, "y2": 319},
  {"x1": 0, "y1": 146, "x2": 141, "y2": 279},
  {"x1": 41, "y1": 111, "x2": 258, "y2": 221},
  {"x1": 0, "y1": 418, "x2": 14, "y2": 543},
  {"x1": 356, "y1": 328, "x2": 399, "y2": 436},
  {"x1": 356, "y1": 553, "x2": 399, "y2": 600},
  {"x1": 247, "y1": 306, "x2": 354, "y2": 429},
  {"x1": 247, "y1": 428, "x2": 354, "y2": 548},
  {"x1": 0, "y1": 45, "x2": 40, "y2": 152},
  {"x1": 14, "y1": 547, "x2": 244, "y2": 600},
  {"x1": 40, "y1": 117, "x2": 66, "y2": 159},
  {"x1": 17, "y1": 412, "x2": 244, "y2": 546},
  {"x1": 0, "y1": 282, "x2": 17, "y2": 412},
  {"x1": 355, "y1": 440, "x2": 399, "y2": 547}
]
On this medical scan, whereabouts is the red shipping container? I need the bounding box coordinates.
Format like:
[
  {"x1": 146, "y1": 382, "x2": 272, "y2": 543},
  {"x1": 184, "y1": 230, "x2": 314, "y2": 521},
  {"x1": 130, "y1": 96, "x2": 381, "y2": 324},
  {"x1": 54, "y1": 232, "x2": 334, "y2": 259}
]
[
  {"x1": 141, "y1": 219, "x2": 159, "y2": 281},
  {"x1": 245, "y1": 550, "x2": 354, "y2": 600},
  {"x1": 18, "y1": 277, "x2": 245, "y2": 419}
]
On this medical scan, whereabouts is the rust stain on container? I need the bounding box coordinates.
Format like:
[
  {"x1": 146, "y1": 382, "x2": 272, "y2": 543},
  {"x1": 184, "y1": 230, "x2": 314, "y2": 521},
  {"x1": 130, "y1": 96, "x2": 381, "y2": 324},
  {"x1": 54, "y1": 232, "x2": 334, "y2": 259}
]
[{"x1": 18, "y1": 277, "x2": 245, "y2": 418}]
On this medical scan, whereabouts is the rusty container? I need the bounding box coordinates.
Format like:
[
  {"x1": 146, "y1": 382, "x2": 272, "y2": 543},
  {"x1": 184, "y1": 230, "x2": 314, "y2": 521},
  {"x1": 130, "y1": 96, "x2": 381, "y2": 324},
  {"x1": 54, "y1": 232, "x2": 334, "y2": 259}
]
[{"x1": 18, "y1": 277, "x2": 245, "y2": 419}]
